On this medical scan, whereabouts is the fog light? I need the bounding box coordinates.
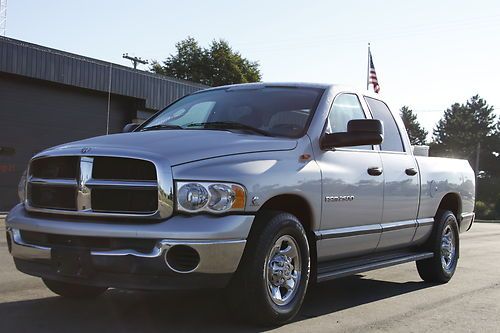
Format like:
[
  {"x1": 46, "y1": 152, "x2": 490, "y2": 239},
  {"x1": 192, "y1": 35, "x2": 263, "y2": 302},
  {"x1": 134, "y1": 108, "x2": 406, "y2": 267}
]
[{"x1": 165, "y1": 245, "x2": 200, "y2": 273}]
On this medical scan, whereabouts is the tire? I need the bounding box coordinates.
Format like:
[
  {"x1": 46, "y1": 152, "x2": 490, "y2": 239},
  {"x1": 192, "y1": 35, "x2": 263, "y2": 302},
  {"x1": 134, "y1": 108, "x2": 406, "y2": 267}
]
[
  {"x1": 227, "y1": 211, "x2": 311, "y2": 326},
  {"x1": 43, "y1": 279, "x2": 108, "y2": 298},
  {"x1": 416, "y1": 210, "x2": 460, "y2": 283}
]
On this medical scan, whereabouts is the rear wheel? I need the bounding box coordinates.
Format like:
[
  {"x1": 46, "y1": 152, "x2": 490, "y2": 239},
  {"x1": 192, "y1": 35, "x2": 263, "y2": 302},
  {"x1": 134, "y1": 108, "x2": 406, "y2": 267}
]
[
  {"x1": 416, "y1": 210, "x2": 459, "y2": 283},
  {"x1": 43, "y1": 279, "x2": 107, "y2": 298},
  {"x1": 227, "y1": 211, "x2": 310, "y2": 325}
]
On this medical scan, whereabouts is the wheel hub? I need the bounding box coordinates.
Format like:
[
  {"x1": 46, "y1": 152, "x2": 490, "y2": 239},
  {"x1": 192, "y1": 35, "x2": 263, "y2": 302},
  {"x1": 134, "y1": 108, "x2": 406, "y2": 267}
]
[
  {"x1": 440, "y1": 225, "x2": 456, "y2": 273},
  {"x1": 270, "y1": 255, "x2": 294, "y2": 286},
  {"x1": 265, "y1": 235, "x2": 302, "y2": 306}
]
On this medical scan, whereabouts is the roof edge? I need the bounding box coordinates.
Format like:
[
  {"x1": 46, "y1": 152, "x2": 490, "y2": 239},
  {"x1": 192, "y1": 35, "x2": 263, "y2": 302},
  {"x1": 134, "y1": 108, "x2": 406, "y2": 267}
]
[{"x1": 0, "y1": 35, "x2": 207, "y2": 89}]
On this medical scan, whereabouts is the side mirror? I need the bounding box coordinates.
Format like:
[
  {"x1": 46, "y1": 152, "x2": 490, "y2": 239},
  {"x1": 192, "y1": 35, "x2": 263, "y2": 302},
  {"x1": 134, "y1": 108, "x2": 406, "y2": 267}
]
[
  {"x1": 321, "y1": 119, "x2": 383, "y2": 149},
  {"x1": 123, "y1": 123, "x2": 140, "y2": 133}
]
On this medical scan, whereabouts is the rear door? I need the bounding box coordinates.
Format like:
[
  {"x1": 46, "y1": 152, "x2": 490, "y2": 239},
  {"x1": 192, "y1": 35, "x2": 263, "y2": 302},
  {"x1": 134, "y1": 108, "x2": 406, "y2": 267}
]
[{"x1": 364, "y1": 97, "x2": 420, "y2": 251}]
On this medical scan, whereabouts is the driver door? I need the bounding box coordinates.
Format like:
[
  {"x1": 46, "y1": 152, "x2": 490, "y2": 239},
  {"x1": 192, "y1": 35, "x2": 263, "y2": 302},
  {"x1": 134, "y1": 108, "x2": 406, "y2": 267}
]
[{"x1": 316, "y1": 93, "x2": 384, "y2": 261}]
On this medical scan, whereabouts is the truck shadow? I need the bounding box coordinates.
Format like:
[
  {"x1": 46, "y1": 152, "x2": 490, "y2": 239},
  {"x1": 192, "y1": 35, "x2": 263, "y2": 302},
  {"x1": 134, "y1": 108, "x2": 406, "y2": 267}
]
[{"x1": 0, "y1": 275, "x2": 434, "y2": 332}]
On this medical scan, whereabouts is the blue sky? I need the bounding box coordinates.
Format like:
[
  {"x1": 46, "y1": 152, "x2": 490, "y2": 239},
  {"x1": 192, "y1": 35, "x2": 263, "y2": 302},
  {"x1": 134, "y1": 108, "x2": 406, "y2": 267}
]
[{"x1": 5, "y1": 0, "x2": 500, "y2": 137}]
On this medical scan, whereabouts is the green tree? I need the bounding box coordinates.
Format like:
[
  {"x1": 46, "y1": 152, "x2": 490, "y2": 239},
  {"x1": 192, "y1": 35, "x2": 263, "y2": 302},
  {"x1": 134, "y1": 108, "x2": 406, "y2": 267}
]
[
  {"x1": 431, "y1": 95, "x2": 500, "y2": 218},
  {"x1": 151, "y1": 37, "x2": 261, "y2": 86},
  {"x1": 400, "y1": 106, "x2": 428, "y2": 145},
  {"x1": 431, "y1": 95, "x2": 496, "y2": 165}
]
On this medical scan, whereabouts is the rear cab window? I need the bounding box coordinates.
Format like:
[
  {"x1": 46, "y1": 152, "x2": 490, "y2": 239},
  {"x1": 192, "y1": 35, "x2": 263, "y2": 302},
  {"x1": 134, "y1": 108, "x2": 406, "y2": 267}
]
[{"x1": 364, "y1": 97, "x2": 405, "y2": 152}]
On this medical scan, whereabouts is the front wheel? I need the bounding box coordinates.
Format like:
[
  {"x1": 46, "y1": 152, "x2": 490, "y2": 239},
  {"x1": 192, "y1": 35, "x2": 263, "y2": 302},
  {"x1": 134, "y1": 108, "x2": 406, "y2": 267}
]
[
  {"x1": 227, "y1": 211, "x2": 310, "y2": 325},
  {"x1": 416, "y1": 210, "x2": 460, "y2": 283},
  {"x1": 43, "y1": 279, "x2": 108, "y2": 298}
]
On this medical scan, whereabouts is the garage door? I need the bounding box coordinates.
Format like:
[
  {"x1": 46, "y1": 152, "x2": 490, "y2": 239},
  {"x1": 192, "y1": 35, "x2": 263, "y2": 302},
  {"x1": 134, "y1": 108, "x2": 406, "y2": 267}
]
[{"x1": 0, "y1": 73, "x2": 136, "y2": 211}]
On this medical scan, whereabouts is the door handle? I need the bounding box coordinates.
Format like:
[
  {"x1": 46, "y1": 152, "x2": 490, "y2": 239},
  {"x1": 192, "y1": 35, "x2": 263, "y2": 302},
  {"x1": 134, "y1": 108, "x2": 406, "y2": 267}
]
[
  {"x1": 405, "y1": 167, "x2": 418, "y2": 176},
  {"x1": 367, "y1": 167, "x2": 383, "y2": 176}
]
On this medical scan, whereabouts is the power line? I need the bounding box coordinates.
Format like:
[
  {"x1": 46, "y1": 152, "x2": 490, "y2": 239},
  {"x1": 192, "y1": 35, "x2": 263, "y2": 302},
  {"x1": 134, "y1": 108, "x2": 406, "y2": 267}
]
[
  {"x1": 106, "y1": 63, "x2": 112, "y2": 135},
  {"x1": 237, "y1": 14, "x2": 500, "y2": 47},
  {"x1": 413, "y1": 109, "x2": 446, "y2": 113},
  {"x1": 233, "y1": 15, "x2": 500, "y2": 53}
]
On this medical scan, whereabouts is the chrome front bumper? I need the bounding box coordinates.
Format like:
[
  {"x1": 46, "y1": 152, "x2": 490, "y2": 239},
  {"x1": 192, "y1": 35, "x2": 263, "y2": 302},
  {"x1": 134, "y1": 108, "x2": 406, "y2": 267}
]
[
  {"x1": 7, "y1": 228, "x2": 246, "y2": 274},
  {"x1": 6, "y1": 205, "x2": 254, "y2": 283}
]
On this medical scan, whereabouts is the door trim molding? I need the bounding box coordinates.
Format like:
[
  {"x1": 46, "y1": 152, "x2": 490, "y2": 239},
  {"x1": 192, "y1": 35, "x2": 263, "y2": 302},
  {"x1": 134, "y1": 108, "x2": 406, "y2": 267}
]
[
  {"x1": 381, "y1": 220, "x2": 417, "y2": 232},
  {"x1": 316, "y1": 219, "x2": 421, "y2": 240},
  {"x1": 315, "y1": 223, "x2": 381, "y2": 240},
  {"x1": 416, "y1": 217, "x2": 434, "y2": 226}
]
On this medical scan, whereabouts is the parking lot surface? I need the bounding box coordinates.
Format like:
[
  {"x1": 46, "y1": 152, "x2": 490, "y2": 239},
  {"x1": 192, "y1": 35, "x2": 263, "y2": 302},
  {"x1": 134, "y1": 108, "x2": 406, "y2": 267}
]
[{"x1": 1, "y1": 219, "x2": 499, "y2": 332}]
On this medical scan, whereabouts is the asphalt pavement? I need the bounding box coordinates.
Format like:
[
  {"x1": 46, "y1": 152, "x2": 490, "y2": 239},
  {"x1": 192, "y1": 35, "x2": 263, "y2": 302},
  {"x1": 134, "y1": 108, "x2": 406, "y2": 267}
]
[{"x1": 1, "y1": 219, "x2": 499, "y2": 333}]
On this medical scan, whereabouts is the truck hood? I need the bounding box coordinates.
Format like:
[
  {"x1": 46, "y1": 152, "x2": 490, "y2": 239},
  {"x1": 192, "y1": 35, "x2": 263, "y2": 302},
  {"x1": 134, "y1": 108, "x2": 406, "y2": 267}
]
[{"x1": 45, "y1": 130, "x2": 297, "y2": 166}]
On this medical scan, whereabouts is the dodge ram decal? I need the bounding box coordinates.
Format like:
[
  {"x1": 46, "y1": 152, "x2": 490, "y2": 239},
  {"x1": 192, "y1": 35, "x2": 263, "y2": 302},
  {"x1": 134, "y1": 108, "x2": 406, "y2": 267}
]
[{"x1": 325, "y1": 195, "x2": 355, "y2": 202}]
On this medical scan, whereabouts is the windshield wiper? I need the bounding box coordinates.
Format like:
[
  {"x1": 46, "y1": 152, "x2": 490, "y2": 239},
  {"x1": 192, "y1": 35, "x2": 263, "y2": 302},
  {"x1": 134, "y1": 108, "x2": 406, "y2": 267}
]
[
  {"x1": 185, "y1": 121, "x2": 273, "y2": 136},
  {"x1": 141, "y1": 124, "x2": 183, "y2": 132}
]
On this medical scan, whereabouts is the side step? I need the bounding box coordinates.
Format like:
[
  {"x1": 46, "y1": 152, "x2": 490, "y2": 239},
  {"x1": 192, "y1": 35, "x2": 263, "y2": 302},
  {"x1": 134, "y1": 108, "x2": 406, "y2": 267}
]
[{"x1": 317, "y1": 250, "x2": 434, "y2": 283}]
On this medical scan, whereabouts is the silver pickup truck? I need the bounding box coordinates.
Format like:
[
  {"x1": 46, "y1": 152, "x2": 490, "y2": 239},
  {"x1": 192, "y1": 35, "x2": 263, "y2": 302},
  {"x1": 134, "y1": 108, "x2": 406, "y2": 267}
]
[{"x1": 6, "y1": 83, "x2": 475, "y2": 325}]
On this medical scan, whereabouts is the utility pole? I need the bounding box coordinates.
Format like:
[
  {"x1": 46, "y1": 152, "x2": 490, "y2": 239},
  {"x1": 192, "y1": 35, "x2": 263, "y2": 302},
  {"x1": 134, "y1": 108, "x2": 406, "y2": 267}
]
[
  {"x1": 0, "y1": 0, "x2": 7, "y2": 36},
  {"x1": 122, "y1": 53, "x2": 148, "y2": 69},
  {"x1": 475, "y1": 141, "x2": 481, "y2": 179}
]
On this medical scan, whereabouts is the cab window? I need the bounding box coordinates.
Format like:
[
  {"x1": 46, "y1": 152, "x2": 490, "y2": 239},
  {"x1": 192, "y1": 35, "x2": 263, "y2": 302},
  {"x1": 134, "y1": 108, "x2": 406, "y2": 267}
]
[{"x1": 365, "y1": 97, "x2": 405, "y2": 152}]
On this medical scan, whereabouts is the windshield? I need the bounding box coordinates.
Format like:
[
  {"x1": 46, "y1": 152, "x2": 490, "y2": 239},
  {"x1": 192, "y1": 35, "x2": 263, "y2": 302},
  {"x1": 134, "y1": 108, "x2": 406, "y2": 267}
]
[{"x1": 139, "y1": 86, "x2": 325, "y2": 138}]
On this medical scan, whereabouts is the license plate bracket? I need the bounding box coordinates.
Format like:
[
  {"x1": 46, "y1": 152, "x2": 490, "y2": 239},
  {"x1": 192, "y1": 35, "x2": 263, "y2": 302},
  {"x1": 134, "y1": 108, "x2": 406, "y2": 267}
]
[{"x1": 51, "y1": 247, "x2": 93, "y2": 278}]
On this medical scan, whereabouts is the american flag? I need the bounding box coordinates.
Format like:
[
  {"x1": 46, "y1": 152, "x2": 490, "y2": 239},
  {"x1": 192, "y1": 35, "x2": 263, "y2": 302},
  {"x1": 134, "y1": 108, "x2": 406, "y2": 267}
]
[{"x1": 368, "y1": 49, "x2": 380, "y2": 93}]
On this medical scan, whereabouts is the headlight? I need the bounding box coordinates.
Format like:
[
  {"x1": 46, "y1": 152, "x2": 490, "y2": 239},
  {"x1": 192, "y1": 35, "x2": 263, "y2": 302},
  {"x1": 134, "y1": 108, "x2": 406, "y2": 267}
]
[
  {"x1": 178, "y1": 183, "x2": 209, "y2": 211},
  {"x1": 176, "y1": 181, "x2": 246, "y2": 213},
  {"x1": 18, "y1": 169, "x2": 27, "y2": 203}
]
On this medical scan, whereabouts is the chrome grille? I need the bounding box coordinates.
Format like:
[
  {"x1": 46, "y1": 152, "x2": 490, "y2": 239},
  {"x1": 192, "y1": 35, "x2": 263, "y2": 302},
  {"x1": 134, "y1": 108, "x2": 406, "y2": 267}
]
[{"x1": 26, "y1": 156, "x2": 163, "y2": 217}]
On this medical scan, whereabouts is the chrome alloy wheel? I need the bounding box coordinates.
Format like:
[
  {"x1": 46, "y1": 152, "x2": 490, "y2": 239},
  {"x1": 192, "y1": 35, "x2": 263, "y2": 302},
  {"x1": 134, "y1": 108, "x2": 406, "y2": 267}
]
[
  {"x1": 265, "y1": 235, "x2": 302, "y2": 306},
  {"x1": 441, "y1": 224, "x2": 456, "y2": 273}
]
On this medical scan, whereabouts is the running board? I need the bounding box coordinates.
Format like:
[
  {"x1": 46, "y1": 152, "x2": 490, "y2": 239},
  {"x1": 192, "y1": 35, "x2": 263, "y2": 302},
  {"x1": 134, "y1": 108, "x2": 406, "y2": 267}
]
[{"x1": 317, "y1": 251, "x2": 434, "y2": 283}]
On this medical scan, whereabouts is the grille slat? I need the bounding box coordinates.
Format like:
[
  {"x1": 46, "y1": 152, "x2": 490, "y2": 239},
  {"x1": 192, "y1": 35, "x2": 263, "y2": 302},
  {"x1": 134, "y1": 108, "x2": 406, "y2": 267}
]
[
  {"x1": 29, "y1": 177, "x2": 77, "y2": 186},
  {"x1": 86, "y1": 179, "x2": 157, "y2": 189},
  {"x1": 26, "y1": 156, "x2": 159, "y2": 217}
]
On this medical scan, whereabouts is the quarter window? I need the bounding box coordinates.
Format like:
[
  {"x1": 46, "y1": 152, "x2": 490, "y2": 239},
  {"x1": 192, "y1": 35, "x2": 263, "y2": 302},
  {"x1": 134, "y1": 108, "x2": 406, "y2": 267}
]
[
  {"x1": 326, "y1": 93, "x2": 371, "y2": 150},
  {"x1": 365, "y1": 97, "x2": 404, "y2": 152}
]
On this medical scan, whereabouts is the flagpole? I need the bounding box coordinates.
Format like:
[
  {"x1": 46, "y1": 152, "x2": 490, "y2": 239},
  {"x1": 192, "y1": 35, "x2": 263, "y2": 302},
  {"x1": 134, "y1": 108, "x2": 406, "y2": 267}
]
[{"x1": 366, "y1": 42, "x2": 370, "y2": 91}]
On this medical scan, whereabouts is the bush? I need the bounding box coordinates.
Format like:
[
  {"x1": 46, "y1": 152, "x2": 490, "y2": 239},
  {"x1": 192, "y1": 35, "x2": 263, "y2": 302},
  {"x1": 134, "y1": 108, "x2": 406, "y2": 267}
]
[
  {"x1": 495, "y1": 195, "x2": 500, "y2": 219},
  {"x1": 475, "y1": 201, "x2": 494, "y2": 220}
]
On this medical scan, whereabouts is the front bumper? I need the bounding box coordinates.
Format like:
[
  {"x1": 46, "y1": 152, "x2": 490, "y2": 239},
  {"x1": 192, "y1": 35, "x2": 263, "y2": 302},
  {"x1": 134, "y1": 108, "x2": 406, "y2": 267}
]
[{"x1": 5, "y1": 205, "x2": 254, "y2": 290}]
